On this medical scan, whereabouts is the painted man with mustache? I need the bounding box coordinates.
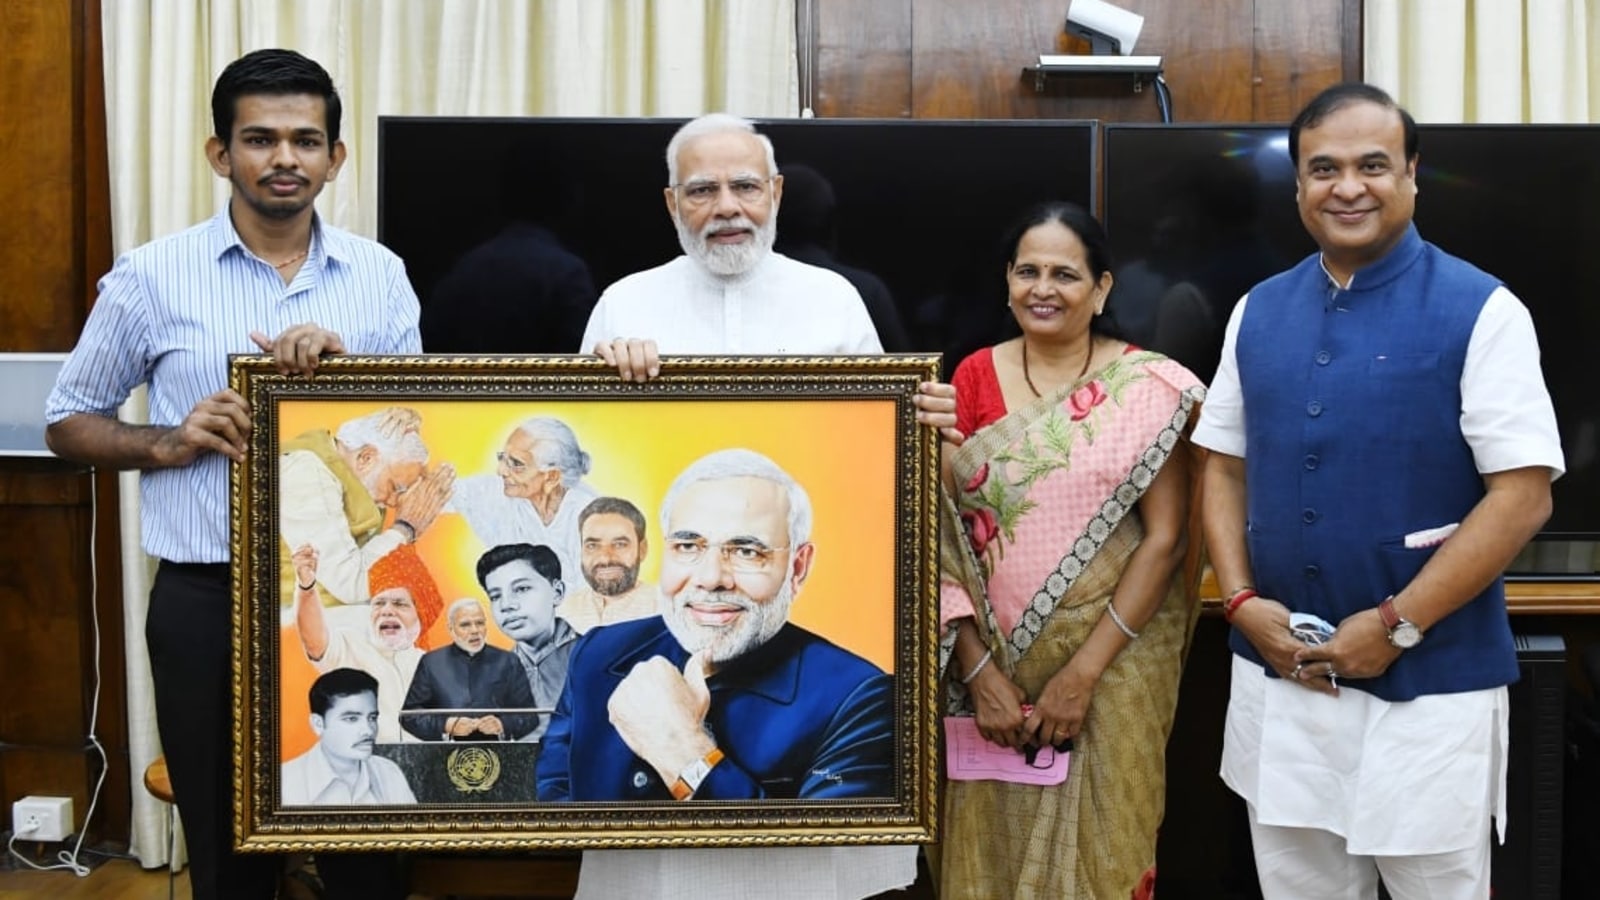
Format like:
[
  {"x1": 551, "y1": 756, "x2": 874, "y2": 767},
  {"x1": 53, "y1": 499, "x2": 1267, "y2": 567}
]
[
  {"x1": 557, "y1": 496, "x2": 658, "y2": 634},
  {"x1": 293, "y1": 543, "x2": 443, "y2": 743},
  {"x1": 281, "y1": 667, "x2": 416, "y2": 806},
  {"x1": 535, "y1": 448, "x2": 893, "y2": 804}
]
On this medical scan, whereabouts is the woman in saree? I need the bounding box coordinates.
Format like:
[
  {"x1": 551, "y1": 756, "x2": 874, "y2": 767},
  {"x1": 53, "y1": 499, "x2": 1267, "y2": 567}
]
[{"x1": 939, "y1": 201, "x2": 1207, "y2": 898}]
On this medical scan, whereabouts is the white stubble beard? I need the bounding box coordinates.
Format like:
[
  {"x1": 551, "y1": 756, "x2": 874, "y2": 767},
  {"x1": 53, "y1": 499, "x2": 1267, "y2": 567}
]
[
  {"x1": 675, "y1": 211, "x2": 777, "y2": 277},
  {"x1": 372, "y1": 619, "x2": 421, "y2": 653},
  {"x1": 662, "y1": 580, "x2": 794, "y2": 665}
]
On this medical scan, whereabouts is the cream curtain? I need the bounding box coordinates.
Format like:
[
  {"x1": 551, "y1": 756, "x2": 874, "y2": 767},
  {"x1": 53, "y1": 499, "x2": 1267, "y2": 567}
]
[
  {"x1": 102, "y1": 0, "x2": 797, "y2": 869},
  {"x1": 1365, "y1": 0, "x2": 1600, "y2": 122}
]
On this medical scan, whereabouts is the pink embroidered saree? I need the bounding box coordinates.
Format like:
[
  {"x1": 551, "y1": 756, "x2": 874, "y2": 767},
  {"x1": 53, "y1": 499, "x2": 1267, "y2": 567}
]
[{"x1": 937, "y1": 350, "x2": 1205, "y2": 899}]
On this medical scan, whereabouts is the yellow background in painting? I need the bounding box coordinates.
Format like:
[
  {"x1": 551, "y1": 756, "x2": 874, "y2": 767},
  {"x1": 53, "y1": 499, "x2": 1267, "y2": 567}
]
[{"x1": 276, "y1": 396, "x2": 898, "y2": 760}]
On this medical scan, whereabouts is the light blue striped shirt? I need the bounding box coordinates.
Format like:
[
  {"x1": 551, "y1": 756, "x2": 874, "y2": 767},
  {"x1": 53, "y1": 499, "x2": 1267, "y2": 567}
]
[{"x1": 45, "y1": 210, "x2": 422, "y2": 563}]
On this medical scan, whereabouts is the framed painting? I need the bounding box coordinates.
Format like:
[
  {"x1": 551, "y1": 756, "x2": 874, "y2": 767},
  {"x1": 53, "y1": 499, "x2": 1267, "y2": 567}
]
[{"x1": 229, "y1": 354, "x2": 940, "y2": 852}]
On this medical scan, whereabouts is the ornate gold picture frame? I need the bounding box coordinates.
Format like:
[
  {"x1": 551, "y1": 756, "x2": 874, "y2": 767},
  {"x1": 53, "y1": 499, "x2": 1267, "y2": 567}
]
[{"x1": 230, "y1": 354, "x2": 940, "y2": 852}]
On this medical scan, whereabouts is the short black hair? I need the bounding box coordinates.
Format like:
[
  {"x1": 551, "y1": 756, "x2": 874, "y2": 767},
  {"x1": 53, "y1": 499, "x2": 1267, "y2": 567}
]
[
  {"x1": 475, "y1": 542, "x2": 563, "y2": 591},
  {"x1": 578, "y1": 496, "x2": 647, "y2": 542},
  {"x1": 211, "y1": 48, "x2": 342, "y2": 145},
  {"x1": 1288, "y1": 82, "x2": 1417, "y2": 168},
  {"x1": 308, "y1": 667, "x2": 377, "y2": 717},
  {"x1": 998, "y1": 200, "x2": 1125, "y2": 341}
]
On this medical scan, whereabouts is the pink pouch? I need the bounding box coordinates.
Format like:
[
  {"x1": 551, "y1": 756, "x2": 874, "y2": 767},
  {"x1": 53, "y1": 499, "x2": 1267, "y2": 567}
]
[{"x1": 942, "y1": 716, "x2": 1071, "y2": 786}]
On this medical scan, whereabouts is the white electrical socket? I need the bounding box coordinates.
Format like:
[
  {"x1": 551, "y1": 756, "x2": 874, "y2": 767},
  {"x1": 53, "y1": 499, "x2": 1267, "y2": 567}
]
[{"x1": 11, "y1": 795, "x2": 74, "y2": 842}]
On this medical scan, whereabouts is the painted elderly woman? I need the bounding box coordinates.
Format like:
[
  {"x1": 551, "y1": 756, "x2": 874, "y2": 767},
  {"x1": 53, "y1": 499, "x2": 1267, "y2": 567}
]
[
  {"x1": 938, "y1": 201, "x2": 1207, "y2": 898},
  {"x1": 447, "y1": 417, "x2": 597, "y2": 587}
]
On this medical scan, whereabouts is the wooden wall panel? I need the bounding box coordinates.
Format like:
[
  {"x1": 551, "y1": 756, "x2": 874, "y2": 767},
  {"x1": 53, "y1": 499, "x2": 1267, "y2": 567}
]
[
  {"x1": 0, "y1": 0, "x2": 126, "y2": 846},
  {"x1": 1, "y1": 2, "x2": 84, "y2": 349},
  {"x1": 812, "y1": 0, "x2": 1357, "y2": 124},
  {"x1": 912, "y1": 0, "x2": 1259, "y2": 122},
  {"x1": 908, "y1": 0, "x2": 1073, "y2": 119},
  {"x1": 810, "y1": 0, "x2": 913, "y2": 117},
  {"x1": 1252, "y1": 0, "x2": 1362, "y2": 122},
  {"x1": 0, "y1": 462, "x2": 99, "y2": 834}
]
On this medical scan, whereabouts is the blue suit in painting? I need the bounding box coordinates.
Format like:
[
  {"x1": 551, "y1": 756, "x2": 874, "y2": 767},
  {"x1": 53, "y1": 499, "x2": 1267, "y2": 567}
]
[{"x1": 535, "y1": 615, "x2": 894, "y2": 801}]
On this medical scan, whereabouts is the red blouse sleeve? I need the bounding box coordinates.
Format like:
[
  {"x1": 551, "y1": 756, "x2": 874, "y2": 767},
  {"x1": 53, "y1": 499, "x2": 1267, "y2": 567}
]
[{"x1": 951, "y1": 347, "x2": 1008, "y2": 438}]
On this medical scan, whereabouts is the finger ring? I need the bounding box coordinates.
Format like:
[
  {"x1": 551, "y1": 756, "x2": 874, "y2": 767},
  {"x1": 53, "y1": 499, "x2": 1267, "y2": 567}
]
[
  {"x1": 1327, "y1": 666, "x2": 1339, "y2": 678},
  {"x1": 1291, "y1": 663, "x2": 1304, "y2": 678}
]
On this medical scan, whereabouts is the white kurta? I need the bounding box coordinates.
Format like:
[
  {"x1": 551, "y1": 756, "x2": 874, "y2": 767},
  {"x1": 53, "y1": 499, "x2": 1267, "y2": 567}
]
[
  {"x1": 557, "y1": 581, "x2": 660, "y2": 634},
  {"x1": 574, "y1": 252, "x2": 911, "y2": 900},
  {"x1": 1223, "y1": 656, "x2": 1507, "y2": 854},
  {"x1": 1196, "y1": 278, "x2": 1563, "y2": 855},
  {"x1": 580, "y1": 253, "x2": 883, "y2": 355}
]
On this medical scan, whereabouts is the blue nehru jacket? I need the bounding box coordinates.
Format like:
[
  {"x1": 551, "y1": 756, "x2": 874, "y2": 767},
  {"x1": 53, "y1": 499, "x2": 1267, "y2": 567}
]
[
  {"x1": 536, "y1": 616, "x2": 894, "y2": 801},
  {"x1": 1232, "y1": 224, "x2": 1518, "y2": 702}
]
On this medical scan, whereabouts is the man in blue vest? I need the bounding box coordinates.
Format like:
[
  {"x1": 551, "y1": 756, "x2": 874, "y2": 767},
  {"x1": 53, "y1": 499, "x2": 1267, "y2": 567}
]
[{"x1": 1192, "y1": 83, "x2": 1564, "y2": 899}]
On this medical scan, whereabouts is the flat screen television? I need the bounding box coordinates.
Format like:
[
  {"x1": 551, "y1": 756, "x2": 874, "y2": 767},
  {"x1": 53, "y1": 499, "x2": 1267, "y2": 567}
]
[
  {"x1": 378, "y1": 116, "x2": 1098, "y2": 371},
  {"x1": 1104, "y1": 123, "x2": 1600, "y2": 574}
]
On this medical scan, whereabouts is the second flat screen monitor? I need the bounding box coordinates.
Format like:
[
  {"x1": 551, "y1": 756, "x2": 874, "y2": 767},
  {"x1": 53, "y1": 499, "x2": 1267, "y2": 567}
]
[{"x1": 379, "y1": 117, "x2": 1098, "y2": 370}]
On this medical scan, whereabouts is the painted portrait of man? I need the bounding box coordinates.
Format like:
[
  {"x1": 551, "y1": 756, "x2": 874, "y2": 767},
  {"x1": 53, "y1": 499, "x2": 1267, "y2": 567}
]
[{"x1": 536, "y1": 448, "x2": 894, "y2": 802}]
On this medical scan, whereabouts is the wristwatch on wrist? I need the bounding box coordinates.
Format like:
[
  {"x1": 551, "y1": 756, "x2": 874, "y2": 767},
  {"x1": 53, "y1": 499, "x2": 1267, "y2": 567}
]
[
  {"x1": 1378, "y1": 595, "x2": 1423, "y2": 649},
  {"x1": 669, "y1": 747, "x2": 725, "y2": 801}
]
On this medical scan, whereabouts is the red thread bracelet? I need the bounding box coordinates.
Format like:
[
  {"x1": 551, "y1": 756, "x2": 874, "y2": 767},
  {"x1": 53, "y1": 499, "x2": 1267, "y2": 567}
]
[{"x1": 1223, "y1": 587, "x2": 1258, "y2": 622}]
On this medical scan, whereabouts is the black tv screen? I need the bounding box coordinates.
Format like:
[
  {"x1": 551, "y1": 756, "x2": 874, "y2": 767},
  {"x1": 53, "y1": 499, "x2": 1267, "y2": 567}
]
[
  {"x1": 378, "y1": 116, "x2": 1097, "y2": 370},
  {"x1": 1104, "y1": 123, "x2": 1600, "y2": 568}
]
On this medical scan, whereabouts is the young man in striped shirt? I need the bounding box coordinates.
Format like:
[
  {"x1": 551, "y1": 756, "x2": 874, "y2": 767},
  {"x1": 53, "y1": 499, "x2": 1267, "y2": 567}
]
[{"x1": 46, "y1": 49, "x2": 420, "y2": 900}]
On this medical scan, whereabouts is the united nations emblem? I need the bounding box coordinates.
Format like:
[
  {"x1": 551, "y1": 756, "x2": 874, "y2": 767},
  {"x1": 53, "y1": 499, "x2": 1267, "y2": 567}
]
[{"x1": 446, "y1": 746, "x2": 502, "y2": 793}]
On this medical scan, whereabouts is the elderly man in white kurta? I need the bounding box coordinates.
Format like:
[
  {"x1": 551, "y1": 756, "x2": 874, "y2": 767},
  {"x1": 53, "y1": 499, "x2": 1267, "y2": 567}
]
[{"x1": 578, "y1": 112, "x2": 961, "y2": 900}]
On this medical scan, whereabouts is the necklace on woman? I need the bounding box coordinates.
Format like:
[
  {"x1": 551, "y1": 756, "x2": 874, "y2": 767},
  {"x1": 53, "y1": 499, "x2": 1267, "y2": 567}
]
[{"x1": 1021, "y1": 338, "x2": 1093, "y2": 398}]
